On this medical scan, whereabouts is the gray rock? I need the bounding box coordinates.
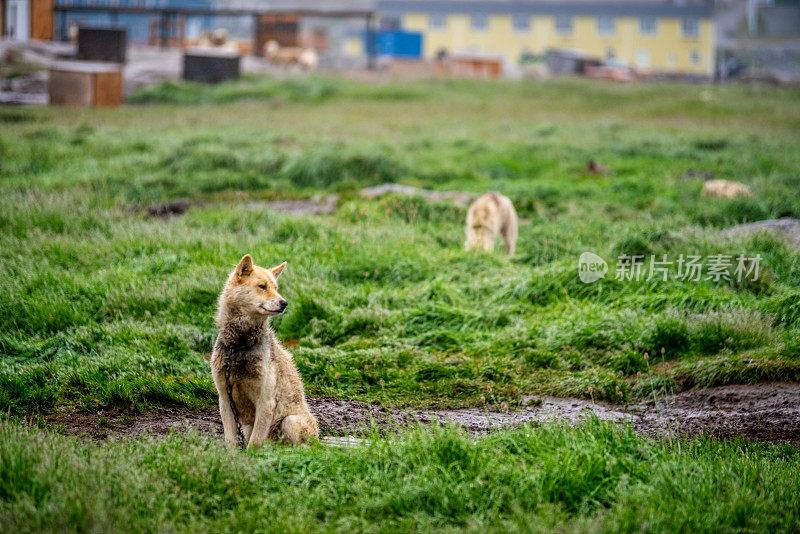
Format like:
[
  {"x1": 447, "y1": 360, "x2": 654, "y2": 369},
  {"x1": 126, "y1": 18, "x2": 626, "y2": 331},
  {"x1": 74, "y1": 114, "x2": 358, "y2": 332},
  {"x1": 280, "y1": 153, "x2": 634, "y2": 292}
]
[
  {"x1": 722, "y1": 218, "x2": 800, "y2": 251},
  {"x1": 360, "y1": 183, "x2": 474, "y2": 207}
]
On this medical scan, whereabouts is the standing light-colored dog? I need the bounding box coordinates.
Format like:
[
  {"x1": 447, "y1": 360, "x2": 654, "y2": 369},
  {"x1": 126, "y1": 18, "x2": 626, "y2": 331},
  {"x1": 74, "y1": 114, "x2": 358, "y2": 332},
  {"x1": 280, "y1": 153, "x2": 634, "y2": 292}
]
[
  {"x1": 465, "y1": 192, "x2": 518, "y2": 254},
  {"x1": 210, "y1": 255, "x2": 318, "y2": 448}
]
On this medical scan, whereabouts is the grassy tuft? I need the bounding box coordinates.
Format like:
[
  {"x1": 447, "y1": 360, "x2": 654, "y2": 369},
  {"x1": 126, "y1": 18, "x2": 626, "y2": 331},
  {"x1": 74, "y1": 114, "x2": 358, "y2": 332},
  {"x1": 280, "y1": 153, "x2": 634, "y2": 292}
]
[{"x1": 1, "y1": 419, "x2": 799, "y2": 532}]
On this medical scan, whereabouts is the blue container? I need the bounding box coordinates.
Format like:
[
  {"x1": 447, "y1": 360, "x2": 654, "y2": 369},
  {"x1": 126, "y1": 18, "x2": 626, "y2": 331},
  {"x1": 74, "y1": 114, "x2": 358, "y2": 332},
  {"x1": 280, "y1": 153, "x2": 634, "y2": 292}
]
[{"x1": 370, "y1": 31, "x2": 422, "y2": 58}]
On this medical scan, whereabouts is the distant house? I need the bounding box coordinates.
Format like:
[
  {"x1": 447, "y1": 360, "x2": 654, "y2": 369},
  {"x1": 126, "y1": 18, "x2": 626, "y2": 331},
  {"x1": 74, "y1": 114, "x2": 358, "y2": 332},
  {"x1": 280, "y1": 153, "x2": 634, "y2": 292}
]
[
  {"x1": 377, "y1": 0, "x2": 716, "y2": 76},
  {"x1": 51, "y1": 0, "x2": 217, "y2": 44},
  {"x1": 47, "y1": 0, "x2": 373, "y2": 52}
]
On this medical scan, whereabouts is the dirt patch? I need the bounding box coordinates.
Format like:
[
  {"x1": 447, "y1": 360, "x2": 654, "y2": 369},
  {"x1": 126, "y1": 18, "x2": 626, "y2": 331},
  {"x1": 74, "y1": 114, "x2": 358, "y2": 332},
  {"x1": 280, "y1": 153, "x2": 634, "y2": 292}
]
[
  {"x1": 46, "y1": 406, "x2": 223, "y2": 441},
  {"x1": 682, "y1": 168, "x2": 716, "y2": 181},
  {"x1": 256, "y1": 195, "x2": 338, "y2": 215},
  {"x1": 44, "y1": 383, "x2": 800, "y2": 445},
  {"x1": 143, "y1": 200, "x2": 196, "y2": 218},
  {"x1": 585, "y1": 159, "x2": 611, "y2": 176},
  {"x1": 135, "y1": 183, "x2": 480, "y2": 221},
  {"x1": 140, "y1": 195, "x2": 339, "y2": 220},
  {"x1": 630, "y1": 383, "x2": 800, "y2": 444}
]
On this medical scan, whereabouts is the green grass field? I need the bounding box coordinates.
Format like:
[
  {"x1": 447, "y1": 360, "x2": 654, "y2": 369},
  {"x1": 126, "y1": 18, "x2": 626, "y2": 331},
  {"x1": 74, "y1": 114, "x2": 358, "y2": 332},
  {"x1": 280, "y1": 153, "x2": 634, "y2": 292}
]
[
  {"x1": 1, "y1": 75, "x2": 800, "y2": 531},
  {"x1": 3, "y1": 419, "x2": 799, "y2": 533}
]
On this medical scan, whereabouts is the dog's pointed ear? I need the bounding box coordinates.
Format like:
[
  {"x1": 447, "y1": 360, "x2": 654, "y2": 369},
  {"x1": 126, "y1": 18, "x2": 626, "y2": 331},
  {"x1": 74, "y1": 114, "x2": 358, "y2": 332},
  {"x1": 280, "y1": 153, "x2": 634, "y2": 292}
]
[
  {"x1": 235, "y1": 254, "x2": 254, "y2": 278},
  {"x1": 270, "y1": 261, "x2": 287, "y2": 278}
]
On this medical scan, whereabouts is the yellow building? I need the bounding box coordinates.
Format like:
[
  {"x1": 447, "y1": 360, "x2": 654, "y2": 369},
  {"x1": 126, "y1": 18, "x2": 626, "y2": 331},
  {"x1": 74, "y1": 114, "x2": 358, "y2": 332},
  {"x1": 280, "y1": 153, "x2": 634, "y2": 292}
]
[{"x1": 377, "y1": 1, "x2": 715, "y2": 76}]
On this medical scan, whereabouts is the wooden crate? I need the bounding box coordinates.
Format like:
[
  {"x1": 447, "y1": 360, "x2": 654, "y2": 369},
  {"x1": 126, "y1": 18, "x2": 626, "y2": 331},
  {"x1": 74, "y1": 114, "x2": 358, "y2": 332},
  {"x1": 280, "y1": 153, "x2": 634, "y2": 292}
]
[
  {"x1": 49, "y1": 62, "x2": 123, "y2": 108},
  {"x1": 449, "y1": 56, "x2": 503, "y2": 79}
]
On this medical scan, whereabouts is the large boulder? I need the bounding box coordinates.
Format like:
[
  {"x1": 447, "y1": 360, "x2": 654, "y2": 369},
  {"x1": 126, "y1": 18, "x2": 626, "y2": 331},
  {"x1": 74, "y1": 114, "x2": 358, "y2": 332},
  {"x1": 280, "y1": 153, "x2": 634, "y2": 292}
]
[{"x1": 722, "y1": 218, "x2": 800, "y2": 251}]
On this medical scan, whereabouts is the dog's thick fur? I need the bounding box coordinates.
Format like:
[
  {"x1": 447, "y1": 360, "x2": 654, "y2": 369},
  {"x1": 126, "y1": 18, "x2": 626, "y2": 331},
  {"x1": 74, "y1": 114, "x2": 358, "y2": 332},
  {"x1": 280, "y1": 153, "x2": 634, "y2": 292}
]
[
  {"x1": 210, "y1": 255, "x2": 318, "y2": 448},
  {"x1": 465, "y1": 192, "x2": 518, "y2": 254},
  {"x1": 702, "y1": 179, "x2": 753, "y2": 200}
]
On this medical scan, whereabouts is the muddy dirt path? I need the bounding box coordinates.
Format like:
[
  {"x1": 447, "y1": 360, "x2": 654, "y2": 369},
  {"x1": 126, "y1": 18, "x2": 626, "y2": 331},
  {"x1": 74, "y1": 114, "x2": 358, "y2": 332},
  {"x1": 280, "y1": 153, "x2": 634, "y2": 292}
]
[{"x1": 45, "y1": 383, "x2": 800, "y2": 445}]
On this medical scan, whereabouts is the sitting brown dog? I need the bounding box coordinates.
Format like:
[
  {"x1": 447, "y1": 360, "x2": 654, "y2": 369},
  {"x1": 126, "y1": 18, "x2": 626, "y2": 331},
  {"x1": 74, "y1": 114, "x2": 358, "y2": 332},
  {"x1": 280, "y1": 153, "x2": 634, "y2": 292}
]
[{"x1": 210, "y1": 255, "x2": 318, "y2": 448}]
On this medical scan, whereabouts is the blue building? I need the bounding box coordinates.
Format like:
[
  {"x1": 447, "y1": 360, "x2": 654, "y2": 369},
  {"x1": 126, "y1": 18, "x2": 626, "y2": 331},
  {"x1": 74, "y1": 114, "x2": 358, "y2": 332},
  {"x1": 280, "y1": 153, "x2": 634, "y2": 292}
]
[{"x1": 55, "y1": 0, "x2": 220, "y2": 43}]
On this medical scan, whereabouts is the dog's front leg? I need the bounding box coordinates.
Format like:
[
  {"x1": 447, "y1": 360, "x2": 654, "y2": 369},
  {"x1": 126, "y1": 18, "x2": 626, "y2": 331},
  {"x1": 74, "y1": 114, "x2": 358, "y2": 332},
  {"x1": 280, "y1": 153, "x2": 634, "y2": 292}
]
[
  {"x1": 218, "y1": 394, "x2": 240, "y2": 447},
  {"x1": 248, "y1": 397, "x2": 276, "y2": 449}
]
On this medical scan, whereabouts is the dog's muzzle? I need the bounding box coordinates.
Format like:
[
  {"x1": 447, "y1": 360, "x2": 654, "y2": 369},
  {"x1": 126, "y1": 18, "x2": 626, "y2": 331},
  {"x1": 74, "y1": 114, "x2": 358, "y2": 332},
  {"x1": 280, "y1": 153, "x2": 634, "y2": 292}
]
[{"x1": 259, "y1": 299, "x2": 288, "y2": 314}]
